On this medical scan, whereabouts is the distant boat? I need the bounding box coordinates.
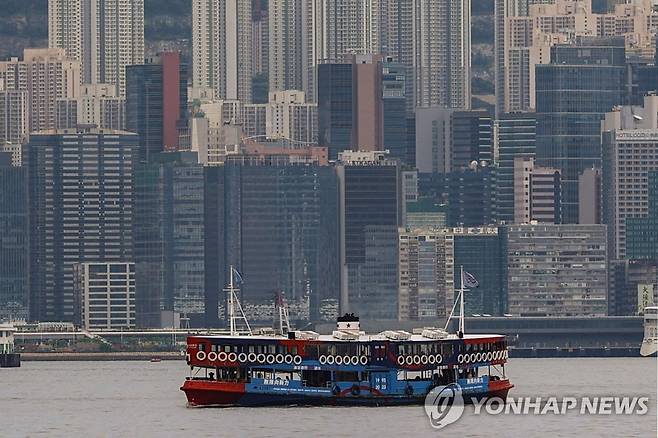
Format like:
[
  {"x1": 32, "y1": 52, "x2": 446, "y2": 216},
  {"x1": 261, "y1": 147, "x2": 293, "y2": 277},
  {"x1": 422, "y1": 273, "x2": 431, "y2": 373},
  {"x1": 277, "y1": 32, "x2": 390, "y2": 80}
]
[
  {"x1": 640, "y1": 306, "x2": 657, "y2": 357},
  {"x1": 150, "y1": 357, "x2": 162, "y2": 363}
]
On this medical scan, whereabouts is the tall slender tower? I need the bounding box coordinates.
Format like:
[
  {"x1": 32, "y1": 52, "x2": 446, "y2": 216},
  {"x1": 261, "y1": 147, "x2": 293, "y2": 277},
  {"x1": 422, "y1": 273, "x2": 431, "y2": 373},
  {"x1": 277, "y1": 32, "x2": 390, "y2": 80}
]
[
  {"x1": 413, "y1": 0, "x2": 471, "y2": 109},
  {"x1": 192, "y1": 0, "x2": 253, "y2": 103},
  {"x1": 48, "y1": 0, "x2": 144, "y2": 96}
]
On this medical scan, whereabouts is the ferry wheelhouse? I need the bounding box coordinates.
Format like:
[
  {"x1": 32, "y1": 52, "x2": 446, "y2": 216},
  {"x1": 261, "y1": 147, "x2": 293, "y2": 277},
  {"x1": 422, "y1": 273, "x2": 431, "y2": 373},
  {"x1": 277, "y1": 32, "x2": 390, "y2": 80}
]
[
  {"x1": 640, "y1": 306, "x2": 658, "y2": 357},
  {"x1": 180, "y1": 268, "x2": 513, "y2": 407}
]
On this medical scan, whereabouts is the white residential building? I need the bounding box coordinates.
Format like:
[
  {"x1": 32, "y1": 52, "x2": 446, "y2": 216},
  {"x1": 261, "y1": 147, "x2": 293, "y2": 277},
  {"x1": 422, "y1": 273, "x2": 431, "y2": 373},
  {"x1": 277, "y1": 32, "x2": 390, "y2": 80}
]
[
  {"x1": 192, "y1": 0, "x2": 253, "y2": 103},
  {"x1": 0, "y1": 49, "x2": 81, "y2": 133},
  {"x1": 48, "y1": 0, "x2": 144, "y2": 96}
]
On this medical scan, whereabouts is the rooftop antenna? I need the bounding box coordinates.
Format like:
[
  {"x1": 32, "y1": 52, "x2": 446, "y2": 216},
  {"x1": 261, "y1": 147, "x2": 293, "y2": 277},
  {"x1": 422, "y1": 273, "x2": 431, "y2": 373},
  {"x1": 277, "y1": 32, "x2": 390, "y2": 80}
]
[{"x1": 224, "y1": 266, "x2": 252, "y2": 336}]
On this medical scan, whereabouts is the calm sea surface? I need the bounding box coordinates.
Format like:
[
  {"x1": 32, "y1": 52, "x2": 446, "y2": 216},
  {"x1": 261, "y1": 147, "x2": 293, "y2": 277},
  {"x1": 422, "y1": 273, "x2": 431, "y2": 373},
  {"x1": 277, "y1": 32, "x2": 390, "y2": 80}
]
[{"x1": 1, "y1": 358, "x2": 656, "y2": 437}]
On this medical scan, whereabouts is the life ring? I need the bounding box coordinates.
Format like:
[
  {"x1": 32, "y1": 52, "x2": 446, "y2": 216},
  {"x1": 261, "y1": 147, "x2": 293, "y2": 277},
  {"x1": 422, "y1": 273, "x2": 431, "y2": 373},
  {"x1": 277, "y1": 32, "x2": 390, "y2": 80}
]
[
  {"x1": 196, "y1": 351, "x2": 206, "y2": 361},
  {"x1": 359, "y1": 356, "x2": 368, "y2": 366},
  {"x1": 457, "y1": 354, "x2": 464, "y2": 364},
  {"x1": 435, "y1": 354, "x2": 443, "y2": 364},
  {"x1": 293, "y1": 355, "x2": 303, "y2": 365},
  {"x1": 405, "y1": 384, "x2": 414, "y2": 396},
  {"x1": 218, "y1": 351, "x2": 228, "y2": 361},
  {"x1": 350, "y1": 356, "x2": 360, "y2": 366},
  {"x1": 238, "y1": 353, "x2": 247, "y2": 362},
  {"x1": 256, "y1": 353, "x2": 266, "y2": 363},
  {"x1": 319, "y1": 355, "x2": 327, "y2": 365},
  {"x1": 228, "y1": 352, "x2": 238, "y2": 362},
  {"x1": 504, "y1": 350, "x2": 509, "y2": 359},
  {"x1": 420, "y1": 355, "x2": 428, "y2": 365},
  {"x1": 332, "y1": 385, "x2": 341, "y2": 396},
  {"x1": 343, "y1": 356, "x2": 352, "y2": 366},
  {"x1": 207, "y1": 351, "x2": 218, "y2": 361},
  {"x1": 335, "y1": 355, "x2": 343, "y2": 365},
  {"x1": 428, "y1": 354, "x2": 436, "y2": 364},
  {"x1": 413, "y1": 355, "x2": 421, "y2": 365},
  {"x1": 266, "y1": 354, "x2": 275, "y2": 363},
  {"x1": 247, "y1": 353, "x2": 257, "y2": 362},
  {"x1": 397, "y1": 356, "x2": 405, "y2": 366},
  {"x1": 486, "y1": 352, "x2": 493, "y2": 361},
  {"x1": 475, "y1": 352, "x2": 482, "y2": 362},
  {"x1": 326, "y1": 355, "x2": 335, "y2": 365},
  {"x1": 405, "y1": 356, "x2": 414, "y2": 366},
  {"x1": 463, "y1": 354, "x2": 470, "y2": 363},
  {"x1": 351, "y1": 384, "x2": 361, "y2": 396},
  {"x1": 275, "y1": 354, "x2": 284, "y2": 363},
  {"x1": 284, "y1": 354, "x2": 294, "y2": 364}
]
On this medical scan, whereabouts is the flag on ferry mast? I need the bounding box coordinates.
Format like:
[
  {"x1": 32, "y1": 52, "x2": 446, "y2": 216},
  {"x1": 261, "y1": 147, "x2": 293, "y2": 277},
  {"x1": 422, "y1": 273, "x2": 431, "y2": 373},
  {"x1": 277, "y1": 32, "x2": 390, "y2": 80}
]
[{"x1": 464, "y1": 271, "x2": 479, "y2": 288}]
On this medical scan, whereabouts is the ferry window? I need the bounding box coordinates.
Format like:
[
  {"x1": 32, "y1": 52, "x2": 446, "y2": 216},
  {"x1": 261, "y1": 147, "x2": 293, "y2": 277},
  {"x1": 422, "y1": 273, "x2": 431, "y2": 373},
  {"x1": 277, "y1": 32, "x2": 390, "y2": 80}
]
[
  {"x1": 248, "y1": 345, "x2": 255, "y2": 353},
  {"x1": 199, "y1": 343, "x2": 205, "y2": 352},
  {"x1": 291, "y1": 345, "x2": 298, "y2": 355}
]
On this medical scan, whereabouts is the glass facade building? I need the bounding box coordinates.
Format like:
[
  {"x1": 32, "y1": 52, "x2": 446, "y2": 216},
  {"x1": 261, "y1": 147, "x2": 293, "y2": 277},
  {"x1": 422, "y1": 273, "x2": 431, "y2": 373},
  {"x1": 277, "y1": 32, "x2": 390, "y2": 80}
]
[
  {"x1": 0, "y1": 153, "x2": 28, "y2": 321},
  {"x1": 26, "y1": 128, "x2": 137, "y2": 323},
  {"x1": 337, "y1": 152, "x2": 402, "y2": 319},
  {"x1": 133, "y1": 151, "x2": 205, "y2": 328},
  {"x1": 535, "y1": 39, "x2": 627, "y2": 223},
  {"x1": 453, "y1": 228, "x2": 504, "y2": 316},
  {"x1": 627, "y1": 170, "x2": 658, "y2": 260},
  {"x1": 318, "y1": 63, "x2": 353, "y2": 160},
  {"x1": 494, "y1": 113, "x2": 536, "y2": 224},
  {"x1": 205, "y1": 158, "x2": 339, "y2": 324}
]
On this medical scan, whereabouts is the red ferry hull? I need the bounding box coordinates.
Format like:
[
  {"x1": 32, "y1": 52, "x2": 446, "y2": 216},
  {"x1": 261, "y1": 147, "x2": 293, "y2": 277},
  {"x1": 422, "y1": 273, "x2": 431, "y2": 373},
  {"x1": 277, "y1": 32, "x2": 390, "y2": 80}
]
[{"x1": 181, "y1": 379, "x2": 514, "y2": 407}]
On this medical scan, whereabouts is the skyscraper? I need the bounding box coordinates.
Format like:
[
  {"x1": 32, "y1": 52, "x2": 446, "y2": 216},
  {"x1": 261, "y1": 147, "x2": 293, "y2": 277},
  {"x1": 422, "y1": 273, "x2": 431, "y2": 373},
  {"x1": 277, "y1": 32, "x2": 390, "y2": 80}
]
[
  {"x1": 337, "y1": 151, "x2": 403, "y2": 319},
  {"x1": 602, "y1": 95, "x2": 658, "y2": 260},
  {"x1": 535, "y1": 38, "x2": 626, "y2": 223},
  {"x1": 0, "y1": 152, "x2": 28, "y2": 322},
  {"x1": 48, "y1": 0, "x2": 144, "y2": 96},
  {"x1": 494, "y1": 0, "x2": 658, "y2": 116},
  {"x1": 415, "y1": 108, "x2": 493, "y2": 174},
  {"x1": 126, "y1": 53, "x2": 188, "y2": 163},
  {"x1": 204, "y1": 154, "x2": 339, "y2": 325},
  {"x1": 413, "y1": 0, "x2": 471, "y2": 109},
  {"x1": 192, "y1": 0, "x2": 253, "y2": 103},
  {"x1": 494, "y1": 113, "x2": 536, "y2": 224},
  {"x1": 133, "y1": 151, "x2": 205, "y2": 328},
  {"x1": 268, "y1": 0, "x2": 303, "y2": 92},
  {"x1": 0, "y1": 49, "x2": 81, "y2": 133},
  {"x1": 318, "y1": 54, "x2": 385, "y2": 160},
  {"x1": 25, "y1": 127, "x2": 137, "y2": 323}
]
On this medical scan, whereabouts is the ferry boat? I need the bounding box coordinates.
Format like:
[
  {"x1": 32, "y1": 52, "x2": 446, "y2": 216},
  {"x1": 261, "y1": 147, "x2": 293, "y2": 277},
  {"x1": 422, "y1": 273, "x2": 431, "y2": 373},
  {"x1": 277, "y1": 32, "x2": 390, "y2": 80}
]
[
  {"x1": 640, "y1": 306, "x2": 658, "y2": 357},
  {"x1": 180, "y1": 268, "x2": 513, "y2": 407},
  {"x1": 0, "y1": 323, "x2": 20, "y2": 368}
]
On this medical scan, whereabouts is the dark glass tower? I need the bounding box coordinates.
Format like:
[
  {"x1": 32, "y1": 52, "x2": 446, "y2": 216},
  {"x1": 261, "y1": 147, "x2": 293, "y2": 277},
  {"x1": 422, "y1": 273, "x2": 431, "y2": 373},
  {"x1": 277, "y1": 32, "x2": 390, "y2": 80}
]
[
  {"x1": 133, "y1": 151, "x2": 205, "y2": 328},
  {"x1": 494, "y1": 113, "x2": 536, "y2": 224},
  {"x1": 318, "y1": 63, "x2": 354, "y2": 160},
  {"x1": 627, "y1": 170, "x2": 658, "y2": 260},
  {"x1": 126, "y1": 52, "x2": 188, "y2": 164},
  {"x1": 337, "y1": 152, "x2": 403, "y2": 319},
  {"x1": 535, "y1": 38, "x2": 626, "y2": 223},
  {"x1": 0, "y1": 152, "x2": 28, "y2": 321},
  {"x1": 204, "y1": 157, "x2": 339, "y2": 325},
  {"x1": 26, "y1": 128, "x2": 137, "y2": 323}
]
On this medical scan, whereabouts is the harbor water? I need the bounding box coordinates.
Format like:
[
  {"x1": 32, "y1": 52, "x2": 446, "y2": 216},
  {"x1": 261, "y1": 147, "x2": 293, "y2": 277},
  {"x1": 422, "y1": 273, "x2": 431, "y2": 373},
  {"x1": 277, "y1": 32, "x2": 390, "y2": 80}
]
[{"x1": 1, "y1": 358, "x2": 656, "y2": 437}]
